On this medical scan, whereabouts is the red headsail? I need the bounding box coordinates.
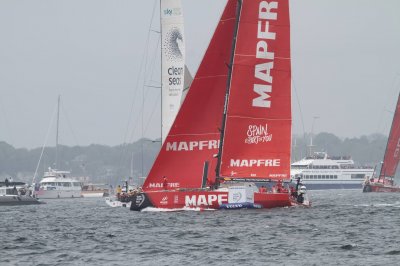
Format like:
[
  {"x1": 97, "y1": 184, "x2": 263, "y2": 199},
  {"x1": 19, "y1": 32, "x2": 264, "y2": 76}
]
[
  {"x1": 219, "y1": 0, "x2": 292, "y2": 180},
  {"x1": 380, "y1": 93, "x2": 400, "y2": 178},
  {"x1": 143, "y1": 0, "x2": 239, "y2": 191}
]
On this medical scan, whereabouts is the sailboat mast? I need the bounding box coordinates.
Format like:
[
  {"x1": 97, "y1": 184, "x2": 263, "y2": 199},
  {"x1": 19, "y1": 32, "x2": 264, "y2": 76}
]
[
  {"x1": 215, "y1": 0, "x2": 242, "y2": 179},
  {"x1": 55, "y1": 95, "x2": 60, "y2": 169},
  {"x1": 159, "y1": 0, "x2": 163, "y2": 142}
]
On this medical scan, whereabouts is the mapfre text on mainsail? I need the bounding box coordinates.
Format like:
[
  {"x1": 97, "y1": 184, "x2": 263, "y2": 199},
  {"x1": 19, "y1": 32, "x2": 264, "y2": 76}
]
[{"x1": 253, "y1": 1, "x2": 278, "y2": 108}]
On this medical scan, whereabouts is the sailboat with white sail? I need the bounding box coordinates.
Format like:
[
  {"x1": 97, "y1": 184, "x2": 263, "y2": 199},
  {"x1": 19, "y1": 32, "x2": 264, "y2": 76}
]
[
  {"x1": 363, "y1": 93, "x2": 400, "y2": 192},
  {"x1": 105, "y1": 0, "x2": 187, "y2": 207},
  {"x1": 131, "y1": 0, "x2": 309, "y2": 211}
]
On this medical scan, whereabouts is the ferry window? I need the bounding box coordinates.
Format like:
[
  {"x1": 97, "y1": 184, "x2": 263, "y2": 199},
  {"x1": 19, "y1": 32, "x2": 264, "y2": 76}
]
[
  {"x1": 351, "y1": 174, "x2": 365, "y2": 179},
  {"x1": 334, "y1": 175, "x2": 338, "y2": 179},
  {"x1": 73, "y1": 182, "x2": 81, "y2": 187},
  {"x1": 63, "y1": 183, "x2": 71, "y2": 187},
  {"x1": 318, "y1": 175, "x2": 321, "y2": 179}
]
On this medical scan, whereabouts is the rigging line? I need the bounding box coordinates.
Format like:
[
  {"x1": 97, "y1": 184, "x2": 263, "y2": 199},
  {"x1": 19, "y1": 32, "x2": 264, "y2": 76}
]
[
  {"x1": 147, "y1": 35, "x2": 161, "y2": 89},
  {"x1": 32, "y1": 102, "x2": 58, "y2": 185},
  {"x1": 291, "y1": 77, "x2": 307, "y2": 156},
  {"x1": 127, "y1": 37, "x2": 161, "y2": 144},
  {"x1": 144, "y1": 92, "x2": 161, "y2": 135},
  {"x1": 117, "y1": 0, "x2": 158, "y2": 169},
  {"x1": 375, "y1": 73, "x2": 400, "y2": 135},
  {"x1": 60, "y1": 99, "x2": 80, "y2": 146},
  {"x1": 121, "y1": 1, "x2": 159, "y2": 178},
  {"x1": 121, "y1": 0, "x2": 158, "y2": 146}
]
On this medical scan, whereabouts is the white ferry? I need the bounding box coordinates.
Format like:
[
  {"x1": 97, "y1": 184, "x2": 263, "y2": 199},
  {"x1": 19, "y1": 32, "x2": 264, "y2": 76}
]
[
  {"x1": 34, "y1": 168, "x2": 82, "y2": 199},
  {"x1": 291, "y1": 152, "x2": 374, "y2": 190}
]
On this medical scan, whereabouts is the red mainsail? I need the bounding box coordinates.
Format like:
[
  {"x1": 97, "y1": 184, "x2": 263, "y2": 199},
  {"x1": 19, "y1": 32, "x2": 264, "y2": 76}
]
[
  {"x1": 219, "y1": 0, "x2": 292, "y2": 180},
  {"x1": 380, "y1": 93, "x2": 400, "y2": 178},
  {"x1": 143, "y1": 0, "x2": 239, "y2": 191}
]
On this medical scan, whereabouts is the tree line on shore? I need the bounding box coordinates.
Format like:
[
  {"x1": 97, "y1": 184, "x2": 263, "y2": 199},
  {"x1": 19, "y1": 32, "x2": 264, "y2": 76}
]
[{"x1": 0, "y1": 132, "x2": 389, "y2": 184}]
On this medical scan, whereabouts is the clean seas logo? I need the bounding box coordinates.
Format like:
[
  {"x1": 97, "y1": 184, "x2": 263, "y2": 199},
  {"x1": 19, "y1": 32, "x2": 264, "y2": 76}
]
[
  {"x1": 245, "y1": 124, "x2": 272, "y2": 144},
  {"x1": 164, "y1": 27, "x2": 184, "y2": 62}
]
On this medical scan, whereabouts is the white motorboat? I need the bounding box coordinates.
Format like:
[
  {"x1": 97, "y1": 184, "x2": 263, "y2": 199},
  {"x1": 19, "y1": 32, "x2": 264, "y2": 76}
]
[{"x1": 34, "y1": 168, "x2": 82, "y2": 199}]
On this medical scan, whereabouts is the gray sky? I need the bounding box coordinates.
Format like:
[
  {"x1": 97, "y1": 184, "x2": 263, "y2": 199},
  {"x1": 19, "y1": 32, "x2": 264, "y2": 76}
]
[{"x1": 0, "y1": 0, "x2": 399, "y2": 149}]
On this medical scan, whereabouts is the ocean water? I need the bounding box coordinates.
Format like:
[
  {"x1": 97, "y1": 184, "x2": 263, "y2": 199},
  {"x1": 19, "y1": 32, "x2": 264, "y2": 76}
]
[{"x1": 1, "y1": 190, "x2": 399, "y2": 266}]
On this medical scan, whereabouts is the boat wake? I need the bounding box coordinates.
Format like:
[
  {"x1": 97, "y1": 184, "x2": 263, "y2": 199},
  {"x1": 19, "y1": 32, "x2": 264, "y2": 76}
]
[{"x1": 141, "y1": 206, "x2": 216, "y2": 212}]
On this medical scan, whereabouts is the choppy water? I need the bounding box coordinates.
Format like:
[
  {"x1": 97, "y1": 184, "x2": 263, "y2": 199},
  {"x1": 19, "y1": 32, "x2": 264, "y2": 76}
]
[{"x1": 1, "y1": 190, "x2": 400, "y2": 266}]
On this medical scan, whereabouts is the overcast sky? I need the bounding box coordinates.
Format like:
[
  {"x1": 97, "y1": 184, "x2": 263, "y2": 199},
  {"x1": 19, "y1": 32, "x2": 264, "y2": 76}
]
[{"x1": 0, "y1": 0, "x2": 399, "y2": 149}]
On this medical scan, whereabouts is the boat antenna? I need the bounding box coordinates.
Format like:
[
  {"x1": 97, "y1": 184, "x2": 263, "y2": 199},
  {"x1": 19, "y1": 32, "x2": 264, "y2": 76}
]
[
  {"x1": 215, "y1": 0, "x2": 242, "y2": 182},
  {"x1": 308, "y1": 116, "x2": 319, "y2": 156},
  {"x1": 55, "y1": 95, "x2": 60, "y2": 169}
]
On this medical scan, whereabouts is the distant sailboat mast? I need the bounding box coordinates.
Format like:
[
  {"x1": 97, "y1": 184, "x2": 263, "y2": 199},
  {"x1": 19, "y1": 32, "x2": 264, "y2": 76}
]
[{"x1": 55, "y1": 95, "x2": 60, "y2": 169}]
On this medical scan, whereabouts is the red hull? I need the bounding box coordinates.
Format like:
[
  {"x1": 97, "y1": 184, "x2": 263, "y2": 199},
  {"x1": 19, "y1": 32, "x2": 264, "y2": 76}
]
[
  {"x1": 130, "y1": 190, "x2": 295, "y2": 211},
  {"x1": 363, "y1": 183, "x2": 400, "y2": 193}
]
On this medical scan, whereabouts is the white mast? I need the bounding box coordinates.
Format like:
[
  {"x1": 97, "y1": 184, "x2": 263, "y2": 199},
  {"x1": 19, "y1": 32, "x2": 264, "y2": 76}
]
[{"x1": 55, "y1": 95, "x2": 60, "y2": 169}]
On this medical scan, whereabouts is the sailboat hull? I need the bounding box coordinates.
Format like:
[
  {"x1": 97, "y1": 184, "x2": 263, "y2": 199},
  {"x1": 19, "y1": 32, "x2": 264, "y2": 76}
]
[
  {"x1": 363, "y1": 183, "x2": 400, "y2": 193},
  {"x1": 130, "y1": 190, "x2": 294, "y2": 211}
]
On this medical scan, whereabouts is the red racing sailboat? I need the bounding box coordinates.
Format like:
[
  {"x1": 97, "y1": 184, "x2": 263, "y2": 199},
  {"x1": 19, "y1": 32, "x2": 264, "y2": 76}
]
[
  {"x1": 363, "y1": 93, "x2": 400, "y2": 192},
  {"x1": 131, "y1": 0, "x2": 308, "y2": 211}
]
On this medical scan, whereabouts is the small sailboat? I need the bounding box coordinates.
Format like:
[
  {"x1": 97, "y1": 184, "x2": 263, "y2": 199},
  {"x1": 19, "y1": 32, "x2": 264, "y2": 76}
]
[
  {"x1": 131, "y1": 0, "x2": 309, "y2": 211},
  {"x1": 363, "y1": 93, "x2": 400, "y2": 192}
]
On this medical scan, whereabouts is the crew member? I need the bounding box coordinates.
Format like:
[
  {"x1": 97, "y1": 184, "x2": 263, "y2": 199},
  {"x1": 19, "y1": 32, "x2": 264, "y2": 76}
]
[
  {"x1": 259, "y1": 185, "x2": 267, "y2": 193},
  {"x1": 162, "y1": 176, "x2": 168, "y2": 190},
  {"x1": 276, "y1": 180, "x2": 283, "y2": 193},
  {"x1": 116, "y1": 185, "x2": 122, "y2": 200}
]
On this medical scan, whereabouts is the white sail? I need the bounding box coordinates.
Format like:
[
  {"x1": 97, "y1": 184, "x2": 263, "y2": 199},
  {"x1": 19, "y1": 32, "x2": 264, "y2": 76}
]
[
  {"x1": 161, "y1": 0, "x2": 185, "y2": 144},
  {"x1": 181, "y1": 65, "x2": 193, "y2": 104}
]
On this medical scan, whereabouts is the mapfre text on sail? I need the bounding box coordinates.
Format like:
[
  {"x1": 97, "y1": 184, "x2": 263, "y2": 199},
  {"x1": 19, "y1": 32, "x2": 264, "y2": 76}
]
[{"x1": 253, "y1": 1, "x2": 278, "y2": 109}]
